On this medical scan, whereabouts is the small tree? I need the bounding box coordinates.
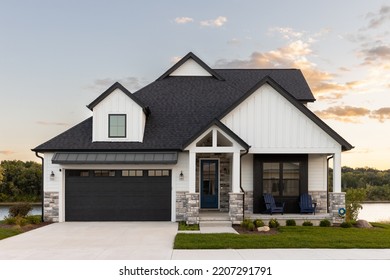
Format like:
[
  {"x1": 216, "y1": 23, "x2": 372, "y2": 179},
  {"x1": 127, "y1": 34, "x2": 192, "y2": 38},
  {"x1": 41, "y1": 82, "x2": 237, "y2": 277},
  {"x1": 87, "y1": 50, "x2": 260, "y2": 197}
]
[{"x1": 345, "y1": 188, "x2": 366, "y2": 222}]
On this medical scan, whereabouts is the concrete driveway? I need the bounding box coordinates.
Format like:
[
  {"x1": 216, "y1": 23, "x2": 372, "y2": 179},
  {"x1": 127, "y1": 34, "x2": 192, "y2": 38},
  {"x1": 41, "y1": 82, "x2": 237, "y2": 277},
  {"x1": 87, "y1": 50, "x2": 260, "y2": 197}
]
[{"x1": 0, "y1": 222, "x2": 178, "y2": 260}]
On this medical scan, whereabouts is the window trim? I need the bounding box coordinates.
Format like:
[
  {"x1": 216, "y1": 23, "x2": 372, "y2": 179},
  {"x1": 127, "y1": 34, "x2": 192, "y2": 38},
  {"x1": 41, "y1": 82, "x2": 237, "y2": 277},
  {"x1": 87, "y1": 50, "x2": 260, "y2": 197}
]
[{"x1": 108, "y1": 114, "x2": 127, "y2": 138}]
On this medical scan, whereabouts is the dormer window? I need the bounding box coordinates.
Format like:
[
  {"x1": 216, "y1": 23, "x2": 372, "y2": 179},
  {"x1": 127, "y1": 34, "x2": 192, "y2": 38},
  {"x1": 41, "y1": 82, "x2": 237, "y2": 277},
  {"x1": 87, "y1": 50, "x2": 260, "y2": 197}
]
[{"x1": 109, "y1": 114, "x2": 126, "y2": 138}]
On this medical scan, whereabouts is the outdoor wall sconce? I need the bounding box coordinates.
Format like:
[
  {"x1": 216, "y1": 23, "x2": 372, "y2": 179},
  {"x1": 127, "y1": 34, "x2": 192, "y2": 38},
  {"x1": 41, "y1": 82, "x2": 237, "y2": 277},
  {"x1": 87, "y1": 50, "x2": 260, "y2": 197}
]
[
  {"x1": 179, "y1": 171, "x2": 184, "y2": 180},
  {"x1": 50, "y1": 171, "x2": 55, "y2": 178}
]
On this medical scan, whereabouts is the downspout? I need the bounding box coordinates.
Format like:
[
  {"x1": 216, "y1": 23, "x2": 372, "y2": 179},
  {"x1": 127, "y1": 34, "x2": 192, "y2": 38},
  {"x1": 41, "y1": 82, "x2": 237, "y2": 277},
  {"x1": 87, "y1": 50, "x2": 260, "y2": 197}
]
[
  {"x1": 35, "y1": 152, "x2": 44, "y2": 222},
  {"x1": 327, "y1": 155, "x2": 334, "y2": 214},
  {"x1": 240, "y1": 148, "x2": 250, "y2": 221}
]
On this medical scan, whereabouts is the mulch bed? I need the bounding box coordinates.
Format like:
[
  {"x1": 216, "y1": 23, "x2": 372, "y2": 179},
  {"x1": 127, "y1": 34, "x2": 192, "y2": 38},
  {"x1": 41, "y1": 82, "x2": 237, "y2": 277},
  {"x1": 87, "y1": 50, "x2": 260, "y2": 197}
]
[{"x1": 233, "y1": 225, "x2": 279, "y2": 235}]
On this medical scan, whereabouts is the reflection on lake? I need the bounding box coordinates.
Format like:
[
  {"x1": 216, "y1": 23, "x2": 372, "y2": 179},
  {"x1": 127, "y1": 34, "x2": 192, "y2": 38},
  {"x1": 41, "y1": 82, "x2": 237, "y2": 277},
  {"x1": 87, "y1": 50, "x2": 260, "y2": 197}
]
[{"x1": 0, "y1": 205, "x2": 42, "y2": 220}]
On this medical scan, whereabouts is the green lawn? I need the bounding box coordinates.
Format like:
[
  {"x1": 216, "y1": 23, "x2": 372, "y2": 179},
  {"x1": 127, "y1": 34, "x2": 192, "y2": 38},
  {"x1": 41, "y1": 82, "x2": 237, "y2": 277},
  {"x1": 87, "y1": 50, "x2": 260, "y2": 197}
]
[
  {"x1": 174, "y1": 223, "x2": 390, "y2": 249},
  {"x1": 0, "y1": 221, "x2": 21, "y2": 240}
]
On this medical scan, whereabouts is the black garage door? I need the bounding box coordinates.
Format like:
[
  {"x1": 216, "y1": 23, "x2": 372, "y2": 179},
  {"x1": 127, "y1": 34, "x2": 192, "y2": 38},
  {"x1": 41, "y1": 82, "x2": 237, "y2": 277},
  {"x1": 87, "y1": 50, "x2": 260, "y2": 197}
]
[{"x1": 65, "y1": 169, "x2": 171, "y2": 221}]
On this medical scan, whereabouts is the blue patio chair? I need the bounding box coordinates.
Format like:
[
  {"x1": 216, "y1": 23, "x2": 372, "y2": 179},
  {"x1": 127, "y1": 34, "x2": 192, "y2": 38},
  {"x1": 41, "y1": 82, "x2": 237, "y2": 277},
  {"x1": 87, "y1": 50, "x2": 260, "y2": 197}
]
[
  {"x1": 263, "y1": 193, "x2": 285, "y2": 215},
  {"x1": 299, "y1": 193, "x2": 317, "y2": 215}
]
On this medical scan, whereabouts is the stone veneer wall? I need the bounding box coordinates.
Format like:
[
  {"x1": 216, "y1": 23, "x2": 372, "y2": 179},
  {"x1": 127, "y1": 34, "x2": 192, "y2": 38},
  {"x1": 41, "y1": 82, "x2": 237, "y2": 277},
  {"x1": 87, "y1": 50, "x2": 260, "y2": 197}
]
[
  {"x1": 329, "y1": 192, "x2": 346, "y2": 223},
  {"x1": 186, "y1": 193, "x2": 199, "y2": 224},
  {"x1": 229, "y1": 192, "x2": 244, "y2": 224},
  {"x1": 244, "y1": 191, "x2": 253, "y2": 215},
  {"x1": 176, "y1": 191, "x2": 187, "y2": 221},
  {"x1": 308, "y1": 191, "x2": 327, "y2": 214},
  {"x1": 44, "y1": 191, "x2": 59, "y2": 222}
]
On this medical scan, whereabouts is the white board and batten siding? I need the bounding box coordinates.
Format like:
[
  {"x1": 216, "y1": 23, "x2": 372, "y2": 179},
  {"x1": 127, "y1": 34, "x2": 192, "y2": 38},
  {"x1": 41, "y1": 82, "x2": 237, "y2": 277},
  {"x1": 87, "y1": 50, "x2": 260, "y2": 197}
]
[
  {"x1": 221, "y1": 84, "x2": 341, "y2": 154},
  {"x1": 308, "y1": 154, "x2": 328, "y2": 192},
  {"x1": 169, "y1": 58, "x2": 212, "y2": 76},
  {"x1": 92, "y1": 88, "x2": 145, "y2": 142}
]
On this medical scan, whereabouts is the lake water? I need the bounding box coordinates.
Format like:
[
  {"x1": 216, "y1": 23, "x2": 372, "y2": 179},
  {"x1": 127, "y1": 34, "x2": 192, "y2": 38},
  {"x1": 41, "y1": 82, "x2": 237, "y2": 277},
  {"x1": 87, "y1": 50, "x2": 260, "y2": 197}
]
[
  {"x1": 359, "y1": 202, "x2": 390, "y2": 222},
  {"x1": 0, "y1": 205, "x2": 42, "y2": 220}
]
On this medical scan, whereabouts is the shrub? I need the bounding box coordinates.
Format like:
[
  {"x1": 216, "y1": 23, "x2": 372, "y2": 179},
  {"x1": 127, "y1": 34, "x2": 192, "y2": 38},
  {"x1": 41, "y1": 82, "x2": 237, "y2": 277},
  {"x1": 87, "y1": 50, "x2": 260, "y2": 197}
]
[
  {"x1": 247, "y1": 222, "x2": 256, "y2": 231},
  {"x1": 340, "y1": 221, "x2": 353, "y2": 228},
  {"x1": 8, "y1": 202, "x2": 32, "y2": 218},
  {"x1": 302, "y1": 221, "x2": 313, "y2": 226},
  {"x1": 4, "y1": 216, "x2": 28, "y2": 227},
  {"x1": 241, "y1": 219, "x2": 252, "y2": 229},
  {"x1": 268, "y1": 218, "x2": 280, "y2": 228},
  {"x1": 0, "y1": 193, "x2": 8, "y2": 202},
  {"x1": 253, "y1": 219, "x2": 265, "y2": 228},
  {"x1": 345, "y1": 188, "x2": 366, "y2": 222},
  {"x1": 319, "y1": 219, "x2": 331, "y2": 227},
  {"x1": 286, "y1": 219, "x2": 296, "y2": 226},
  {"x1": 26, "y1": 215, "x2": 42, "y2": 225}
]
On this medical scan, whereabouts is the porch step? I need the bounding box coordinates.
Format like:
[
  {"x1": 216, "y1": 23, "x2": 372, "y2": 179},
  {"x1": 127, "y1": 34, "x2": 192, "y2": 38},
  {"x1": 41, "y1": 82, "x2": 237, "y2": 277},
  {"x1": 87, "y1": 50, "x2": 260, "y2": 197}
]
[{"x1": 199, "y1": 211, "x2": 230, "y2": 222}]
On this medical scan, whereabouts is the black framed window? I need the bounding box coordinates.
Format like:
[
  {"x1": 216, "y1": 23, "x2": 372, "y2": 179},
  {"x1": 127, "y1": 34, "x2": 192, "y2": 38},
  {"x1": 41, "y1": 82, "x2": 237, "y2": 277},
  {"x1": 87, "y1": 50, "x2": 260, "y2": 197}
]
[{"x1": 109, "y1": 114, "x2": 126, "y2": 138}]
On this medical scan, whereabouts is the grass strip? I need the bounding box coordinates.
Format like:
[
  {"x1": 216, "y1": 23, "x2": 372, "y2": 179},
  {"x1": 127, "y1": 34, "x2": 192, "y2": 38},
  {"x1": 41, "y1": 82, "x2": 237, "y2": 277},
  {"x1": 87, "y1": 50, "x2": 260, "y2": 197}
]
[{"x1": 174, "y1": 225, "x2": 390, "y2": 249}]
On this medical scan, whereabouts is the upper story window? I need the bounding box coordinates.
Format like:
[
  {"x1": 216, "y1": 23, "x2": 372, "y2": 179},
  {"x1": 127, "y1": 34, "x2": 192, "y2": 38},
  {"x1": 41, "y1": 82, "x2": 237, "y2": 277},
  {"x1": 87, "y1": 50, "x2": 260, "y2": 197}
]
[{"x1": 109, "y1": 114, "x2": 126, "y2": 138}]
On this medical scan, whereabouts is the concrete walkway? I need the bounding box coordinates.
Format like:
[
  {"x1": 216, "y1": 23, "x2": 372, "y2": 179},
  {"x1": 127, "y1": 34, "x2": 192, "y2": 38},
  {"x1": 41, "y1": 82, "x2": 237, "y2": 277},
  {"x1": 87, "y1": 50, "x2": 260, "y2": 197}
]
[{"x1": 1, "y1": 222, "x2": 389, "y2": 260}]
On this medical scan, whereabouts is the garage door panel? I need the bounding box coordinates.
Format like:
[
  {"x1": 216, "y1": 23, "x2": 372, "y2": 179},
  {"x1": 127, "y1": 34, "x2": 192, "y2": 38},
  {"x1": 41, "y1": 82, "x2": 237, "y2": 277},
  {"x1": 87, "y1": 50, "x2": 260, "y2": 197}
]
[{"x1": 65, "y1": 170, "x2": 171, "y2": 221}]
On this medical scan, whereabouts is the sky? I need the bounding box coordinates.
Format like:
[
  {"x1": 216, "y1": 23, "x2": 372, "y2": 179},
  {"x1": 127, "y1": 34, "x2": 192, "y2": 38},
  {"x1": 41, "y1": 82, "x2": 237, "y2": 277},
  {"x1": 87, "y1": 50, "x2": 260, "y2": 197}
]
[{"x1": 0, "y1": 0, "x2": 389, "y2": 169}]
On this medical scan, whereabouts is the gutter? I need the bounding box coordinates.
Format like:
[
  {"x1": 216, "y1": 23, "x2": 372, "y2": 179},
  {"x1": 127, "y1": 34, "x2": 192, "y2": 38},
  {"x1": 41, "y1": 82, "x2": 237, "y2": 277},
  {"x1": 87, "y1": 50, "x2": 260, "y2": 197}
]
[
  {"x1": 240, "y1": 147, "x2": 250, "y2": 221},
  {"x1": 327, "y1": 155, "x2": 334, "y2": 214},
  {"x1": 35, "y1": 152, "x2": 44, "y2": 222}
]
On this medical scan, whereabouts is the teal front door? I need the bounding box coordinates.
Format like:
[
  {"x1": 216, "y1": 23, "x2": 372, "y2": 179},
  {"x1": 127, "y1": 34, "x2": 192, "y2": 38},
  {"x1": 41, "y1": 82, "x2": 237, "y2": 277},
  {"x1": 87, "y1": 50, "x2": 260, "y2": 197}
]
[{"x1": 200, "y1": 160, "x2": 219, "y2": 208}]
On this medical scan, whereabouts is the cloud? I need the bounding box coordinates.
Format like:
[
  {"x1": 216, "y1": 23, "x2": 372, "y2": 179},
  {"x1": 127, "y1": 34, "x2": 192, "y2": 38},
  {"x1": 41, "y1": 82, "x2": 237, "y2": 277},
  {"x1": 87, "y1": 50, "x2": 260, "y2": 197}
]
[
  {"x1": 36, "y1": 121, "x2": 69, "y2": 126},
  {"x1": 214, "y1": 38, "x2": 356, "y2": 100},
  {"x1": 0, "y1": 150, "x2": 15, "y2": 155},
  {"x1": 227, "y1": 38, "x2": 240, "y2": 45},
  {"x1": 366, "y1": 5, "x2": 390, "y2": 29},
  {"x1": 361, "y1": 45, "x2": 390, "y2": 64},
  {"x1": 268, "y1": 27, "x2": 304, "y2": 40},
  {"x1": 174, "y1": 17, "x2": 194, "y2": 24},
  {"x1": 87, "y1": 76, "x2": 146, "y2": 92},
  {"x1": 370, "y1": 107, "x2": 390, "y2": 122},
  {"x1": 200, "y1": 16, "x2": 227, "y2": 27},
  {"x1": 314, "y1": 106, "x2": 370, "y2": 123}
]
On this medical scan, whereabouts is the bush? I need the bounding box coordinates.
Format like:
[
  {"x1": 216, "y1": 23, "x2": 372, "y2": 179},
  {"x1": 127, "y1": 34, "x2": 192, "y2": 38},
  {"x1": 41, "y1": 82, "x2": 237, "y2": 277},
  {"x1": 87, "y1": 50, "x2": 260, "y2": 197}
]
[
  {"x1": 4, "y1": 216, "x2": 28, "y2": 227},
  {"x1": 319, "y1": 219, "x2": 331, "y2": 227},
  {"x1": 26, "y1": 215, "x2": 42, "y2": 224},
  {"x1": 253, "y1": 219, "x2": 265, "y2": 228},
  {"x1": 340, "y1": 221, "x2": 353, "y2": 228},
  {"x1": 8, "y1": 202, "x2": 32, "y2": 218},
  {"x1": 0, "y1": 193, "x2": 8, "y2": 202},
  {"x1": 241, "y1": 219, "x2": 252, "y2": 229},
  {"x1": 302, "y1": 221, "x2": 313, "y2": 226},
  {"x1": 247, "y1": 222, "x2": 256, "y2": 231},
  {"x1": 286, "y1": 219, "x2": 296, "y2": 226},
  {"x1": 345, "y1": 188, "x2": 366, "y2": 222},
  {"x1": 268, "y1": 218, "x2": 280, "y2": 228}
]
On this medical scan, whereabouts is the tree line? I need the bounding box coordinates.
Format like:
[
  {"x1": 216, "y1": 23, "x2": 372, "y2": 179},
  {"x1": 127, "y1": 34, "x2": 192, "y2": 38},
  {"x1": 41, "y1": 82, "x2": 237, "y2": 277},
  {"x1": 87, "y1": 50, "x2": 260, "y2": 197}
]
[{"x1": 0, "y1": 160, "x2": 42, "y2": 202}]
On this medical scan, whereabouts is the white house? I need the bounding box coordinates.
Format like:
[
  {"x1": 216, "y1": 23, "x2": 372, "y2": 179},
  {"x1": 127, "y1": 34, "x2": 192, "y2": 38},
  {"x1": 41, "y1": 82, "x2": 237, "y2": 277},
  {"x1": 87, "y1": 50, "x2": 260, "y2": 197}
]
[{"x1": 33, "y1": 52, "x2": 353, "y2": 224}]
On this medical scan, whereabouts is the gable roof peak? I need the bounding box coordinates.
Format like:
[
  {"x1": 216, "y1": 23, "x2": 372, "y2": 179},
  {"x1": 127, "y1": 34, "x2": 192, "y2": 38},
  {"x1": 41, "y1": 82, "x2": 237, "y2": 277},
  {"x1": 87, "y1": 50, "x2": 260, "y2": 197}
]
[
  {"x1": 87, "y1": 81, "x2": 145, "y2": 111},
  {"x1": 157, "y1": 52, "x2": 225, "y2": 81}
]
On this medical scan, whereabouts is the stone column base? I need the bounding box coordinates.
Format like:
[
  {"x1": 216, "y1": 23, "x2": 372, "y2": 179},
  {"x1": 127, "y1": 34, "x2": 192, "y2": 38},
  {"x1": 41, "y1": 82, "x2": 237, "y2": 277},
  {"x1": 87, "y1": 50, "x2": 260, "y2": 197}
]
[
  {"x1": 229, "y1": 192, "x2": 244, "y2": 224},
  {"x1": 186, "y1": 193, "x2": 199, "y2": 225},
  {"x1": 329, "y1": 192, "x2": 346, "y2": 224}
]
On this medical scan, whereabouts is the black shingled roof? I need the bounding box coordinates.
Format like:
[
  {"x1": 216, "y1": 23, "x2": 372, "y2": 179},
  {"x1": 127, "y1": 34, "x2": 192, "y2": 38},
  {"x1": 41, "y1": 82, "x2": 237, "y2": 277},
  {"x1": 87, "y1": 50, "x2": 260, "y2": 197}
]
[{"x1": 33, "y1": 55, "x2": 353, "y2": 152}]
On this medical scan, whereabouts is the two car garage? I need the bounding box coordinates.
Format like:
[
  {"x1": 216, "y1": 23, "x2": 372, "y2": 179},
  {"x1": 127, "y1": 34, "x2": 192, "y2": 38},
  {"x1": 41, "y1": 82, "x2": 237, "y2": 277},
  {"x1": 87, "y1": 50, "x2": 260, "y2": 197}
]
[{"x1": 64, "y1": 169, "x2": 172, "y2": 221}]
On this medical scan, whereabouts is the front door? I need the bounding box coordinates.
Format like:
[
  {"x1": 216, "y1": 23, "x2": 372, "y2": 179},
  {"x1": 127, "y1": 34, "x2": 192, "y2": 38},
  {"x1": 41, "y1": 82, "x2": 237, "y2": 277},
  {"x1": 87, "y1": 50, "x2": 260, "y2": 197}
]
[{"x1": 200, "y1": 160, "x2": 219, "y2": 209}]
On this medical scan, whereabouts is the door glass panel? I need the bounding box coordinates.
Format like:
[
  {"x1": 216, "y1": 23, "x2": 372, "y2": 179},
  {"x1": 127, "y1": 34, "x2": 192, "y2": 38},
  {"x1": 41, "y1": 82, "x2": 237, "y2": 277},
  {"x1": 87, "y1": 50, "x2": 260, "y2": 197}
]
[
  {"x1": 263, "y1": 163, "x2": 280, "y2": 196},
  {"x1": 202, "y1": 162, "x2": 216, "y2": 195},
  {"x1": 282, "y1": 162, "x2": 300, "y2": 196}
]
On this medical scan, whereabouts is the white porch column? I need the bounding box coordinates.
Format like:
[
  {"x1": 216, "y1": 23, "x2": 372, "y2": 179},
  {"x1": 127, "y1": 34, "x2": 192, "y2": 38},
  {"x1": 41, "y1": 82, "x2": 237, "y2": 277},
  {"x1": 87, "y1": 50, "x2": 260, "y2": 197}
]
[
  {"x1": 333, "y1": 150, "x2": 342, "y2": 193},
  {"x1": 232, "y1": 151, "x2": 241, "y2": 193},
  {"x1": 188, "y1": 151, "x2": 196, "y2": 193}
]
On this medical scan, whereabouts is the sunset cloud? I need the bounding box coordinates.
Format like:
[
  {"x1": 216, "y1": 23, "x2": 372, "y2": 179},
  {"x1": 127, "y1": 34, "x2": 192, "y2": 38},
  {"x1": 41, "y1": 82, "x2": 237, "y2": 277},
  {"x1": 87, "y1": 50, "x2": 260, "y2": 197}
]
[
  {"x1": 200, "y1": 16, "x2": 227, "y2": 27},
  {"x1": 0, "y1": 150, "x2": 15, "y2": 155},
  {"x1": 366, "y1": 5, "x2": 390, "y2": 29},
  {"x1": 36, "y1": 121, "x2": 69, "y2": 126},
  {"x1": 87, "y1": 77, "x2": 146, "y2": 92},
  {"x1": 370, "y1": 107, "x2": 390, "y2": 122},
  {"x1": 314, "y1": 106, "x2": 370, "y2": 123},
  {"x1": 174, "y1": 17, "x2": 194, "y2": 24}
]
